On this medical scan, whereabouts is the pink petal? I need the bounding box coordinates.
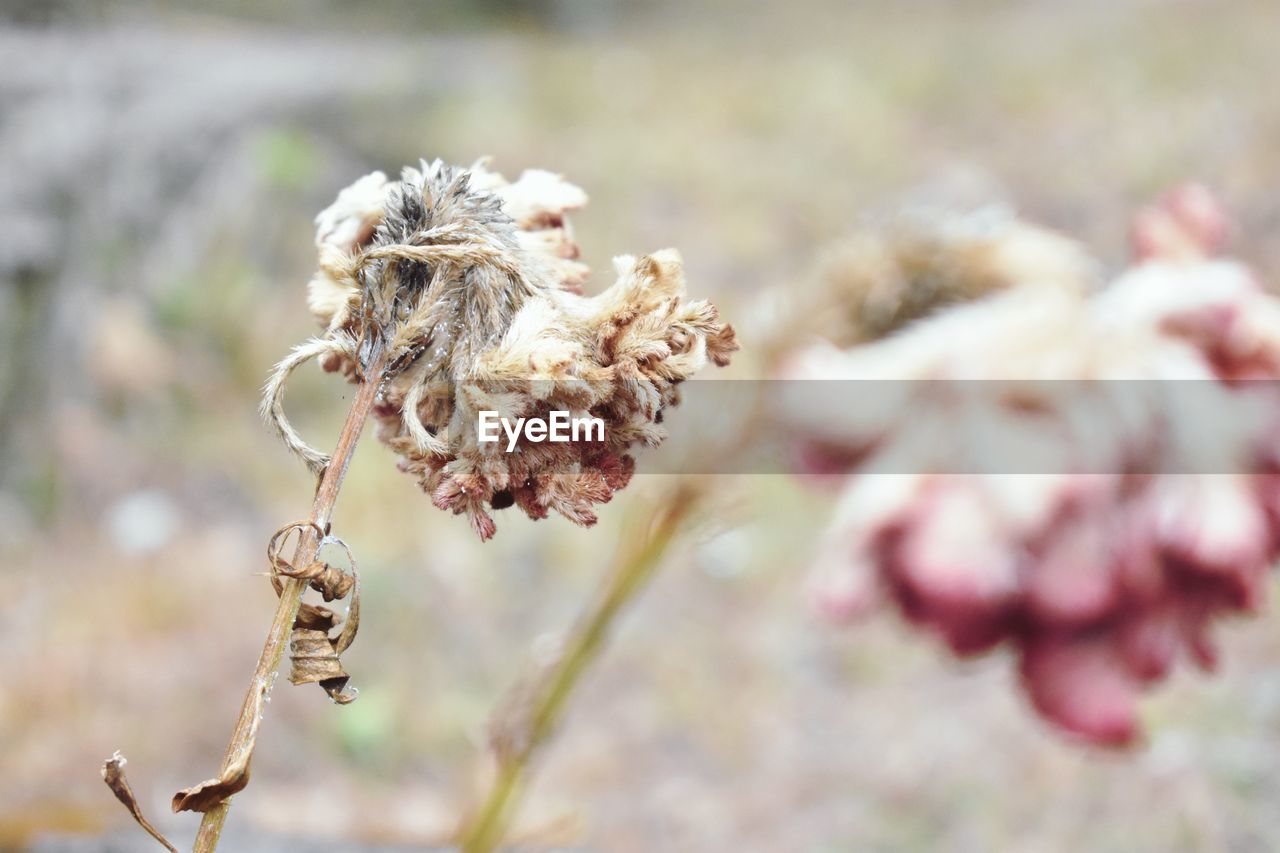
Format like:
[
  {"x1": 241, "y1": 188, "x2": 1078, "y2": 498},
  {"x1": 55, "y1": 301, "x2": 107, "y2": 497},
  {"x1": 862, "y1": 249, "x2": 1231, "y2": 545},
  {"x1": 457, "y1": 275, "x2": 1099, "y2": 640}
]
[{"x1": 1020, "y1": 636, "x2": 1142, "y2": 746}]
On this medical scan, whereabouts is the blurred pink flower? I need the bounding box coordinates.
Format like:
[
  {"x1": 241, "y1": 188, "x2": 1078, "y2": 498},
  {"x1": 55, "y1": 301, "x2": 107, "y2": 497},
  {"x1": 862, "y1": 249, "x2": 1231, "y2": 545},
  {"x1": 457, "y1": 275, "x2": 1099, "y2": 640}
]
[{"x1": 785, "y1": 188, "x2": 1280, "y2": 745}]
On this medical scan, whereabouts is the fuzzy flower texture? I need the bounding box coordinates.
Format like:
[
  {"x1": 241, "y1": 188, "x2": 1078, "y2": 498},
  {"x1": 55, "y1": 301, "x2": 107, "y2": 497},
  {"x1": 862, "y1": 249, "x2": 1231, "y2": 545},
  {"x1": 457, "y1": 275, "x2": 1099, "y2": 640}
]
[
  {"x1": 267, "y1": 159, "x2": 735, "y2": 539},
  {"x1": 782, "y1": 186, "x2": 1280, "y2": 745}
]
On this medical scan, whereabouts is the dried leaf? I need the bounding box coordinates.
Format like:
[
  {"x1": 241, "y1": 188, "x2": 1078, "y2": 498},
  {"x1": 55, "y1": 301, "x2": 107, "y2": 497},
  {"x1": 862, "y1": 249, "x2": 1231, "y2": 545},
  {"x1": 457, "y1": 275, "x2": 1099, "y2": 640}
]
[
  {"x1": 295, "y1": 601, "x2": 339, "y2": 631},
  {"x1": 268, "y1": 522, "x2": 356, "y2": 600},
  {"x1": 267, "y1": 521, "x2": 362, "y2": 703},
  {"x1": 287, "y1": 562, "x2": 361, "y2": 704},
  {"x1": 101, "y1": 751, "x2": 179, "y2": 852},
  {"x1": 172, "y1": 677, "x2": 267, "y2": 812},
  {"x1": 288, "y1": 626, "x2": 356, "y2": 703}
]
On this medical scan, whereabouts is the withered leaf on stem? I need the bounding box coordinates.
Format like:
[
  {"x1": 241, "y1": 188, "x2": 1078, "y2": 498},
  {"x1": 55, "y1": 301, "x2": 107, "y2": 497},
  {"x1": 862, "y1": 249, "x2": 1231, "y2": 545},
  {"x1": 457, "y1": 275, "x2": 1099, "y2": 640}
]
[
  {"x1": 101, "y1": 751, "x2": 179, "y2": 852},
  {"x1": 286, "y1": 579, "x2": 361, "y2": 704},
  {"x1": 172, "y1": 676, "x2": 268, "y2": 812},
  {"x1": 266, "y1": 522, "x2": 363, "y2": 703},
  {"x1": 268, "y1": 521, "x2": 356, "y2": 601}
]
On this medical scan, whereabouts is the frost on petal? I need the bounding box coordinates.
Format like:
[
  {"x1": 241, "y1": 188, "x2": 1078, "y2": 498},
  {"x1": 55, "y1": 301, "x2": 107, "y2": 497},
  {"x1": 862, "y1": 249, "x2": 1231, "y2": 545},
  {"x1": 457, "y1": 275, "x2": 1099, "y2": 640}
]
[
  {"x1": 494, "y1": 168, "x2": 589, "y2": 228},
  {"x1": 314, "y1": 170, "x2": 392, "y2": 252},
  {"x1": 468, "y1": 159, "x2": 591, "y2": 291}
]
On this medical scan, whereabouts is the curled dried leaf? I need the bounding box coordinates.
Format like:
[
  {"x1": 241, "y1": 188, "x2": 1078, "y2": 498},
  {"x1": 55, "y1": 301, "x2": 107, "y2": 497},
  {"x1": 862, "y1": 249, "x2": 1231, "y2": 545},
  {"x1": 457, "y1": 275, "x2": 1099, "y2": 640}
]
[
  {"x1": 267, "y1": 521, "x2": 362, "y2": 703},
  {"x1": 172, "y1": 677, "x2": 267, "y2": 812},
  {"x1": 268, "y1": 522, "x2": 356, "y2": 601},
  {"x1": 288, "y1": 623, "x2": 358, "y2": 704},
  {"x1": 101, "y1": 751, "x2": 179, "y2": 852}
]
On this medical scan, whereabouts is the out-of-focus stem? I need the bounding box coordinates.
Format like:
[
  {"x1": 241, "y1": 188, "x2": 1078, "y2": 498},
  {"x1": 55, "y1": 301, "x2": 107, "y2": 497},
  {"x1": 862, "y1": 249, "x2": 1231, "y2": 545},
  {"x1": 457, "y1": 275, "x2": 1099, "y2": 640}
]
[
  {"x1": 458, "y1": 479, "x2": 702, "y2": 853},
  {"x1": 192, "y1": 342, "x2": 387, "y2": 852}
]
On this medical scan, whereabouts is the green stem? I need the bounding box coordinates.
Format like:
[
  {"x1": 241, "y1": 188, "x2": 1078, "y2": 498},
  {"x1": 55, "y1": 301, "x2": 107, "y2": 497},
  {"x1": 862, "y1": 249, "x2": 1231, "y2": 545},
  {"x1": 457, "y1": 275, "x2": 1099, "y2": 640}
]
[{"x1": 459, "y1": 480, "x2": 700, "y2": 852}]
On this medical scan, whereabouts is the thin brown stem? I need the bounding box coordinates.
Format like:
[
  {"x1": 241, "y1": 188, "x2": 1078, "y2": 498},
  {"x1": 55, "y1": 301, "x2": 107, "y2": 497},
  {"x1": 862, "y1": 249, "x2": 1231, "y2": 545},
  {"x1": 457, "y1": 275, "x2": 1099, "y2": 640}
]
[
  {"x1": 193, "y1": 342, "x2": 387, "y2": 852},
  {"x1": 458, "y1": 479, "x2": 702, "y2": 852}
]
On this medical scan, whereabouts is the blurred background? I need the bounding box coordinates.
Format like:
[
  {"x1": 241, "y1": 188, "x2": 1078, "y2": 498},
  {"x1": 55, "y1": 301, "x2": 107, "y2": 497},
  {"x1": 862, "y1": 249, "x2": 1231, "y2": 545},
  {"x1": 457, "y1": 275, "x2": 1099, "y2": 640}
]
[{"x1": 5, "y1": 0, "x2": 1280, "y2": 849}]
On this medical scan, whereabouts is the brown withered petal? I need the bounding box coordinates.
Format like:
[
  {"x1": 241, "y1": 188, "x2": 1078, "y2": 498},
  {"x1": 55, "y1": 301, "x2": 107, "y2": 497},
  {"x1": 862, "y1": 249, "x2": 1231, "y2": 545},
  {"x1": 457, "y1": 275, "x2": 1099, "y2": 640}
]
[{"x1": 101, "y1": 751, "x2": 179, "y2": 851}]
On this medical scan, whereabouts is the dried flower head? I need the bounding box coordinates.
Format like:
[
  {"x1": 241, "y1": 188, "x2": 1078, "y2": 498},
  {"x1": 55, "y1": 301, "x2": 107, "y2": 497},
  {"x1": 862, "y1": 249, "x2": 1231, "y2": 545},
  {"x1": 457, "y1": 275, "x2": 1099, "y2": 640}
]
[
  {"x1": 783, "y1": 188, "x2": 1280, "y2": 745},
  {"x1": 265, "y1": 159, "x2": 736, "y2": 539},
  {"x1": 781, "y1": 208, "x2": 1098, "y2": 349}
]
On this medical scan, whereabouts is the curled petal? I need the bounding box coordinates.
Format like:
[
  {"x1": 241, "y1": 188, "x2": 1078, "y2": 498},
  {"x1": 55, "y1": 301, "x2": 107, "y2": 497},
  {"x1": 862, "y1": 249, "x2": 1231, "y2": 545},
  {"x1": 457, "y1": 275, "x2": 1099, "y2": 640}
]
[{"x1": 260, "y1": 334, "x2": 358, "y2": 476}]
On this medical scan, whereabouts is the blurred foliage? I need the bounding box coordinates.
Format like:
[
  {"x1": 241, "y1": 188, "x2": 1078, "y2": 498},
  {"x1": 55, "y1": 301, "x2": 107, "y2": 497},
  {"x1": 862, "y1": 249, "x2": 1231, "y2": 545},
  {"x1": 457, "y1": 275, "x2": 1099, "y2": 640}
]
[{"x1": 5, "y1": 1, "x2": 1280, "y2": 850}]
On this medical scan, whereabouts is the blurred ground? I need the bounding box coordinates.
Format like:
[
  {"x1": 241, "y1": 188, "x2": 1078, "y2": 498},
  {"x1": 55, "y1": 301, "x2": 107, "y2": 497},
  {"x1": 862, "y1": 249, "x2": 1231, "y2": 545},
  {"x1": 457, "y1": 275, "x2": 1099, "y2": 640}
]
[{"x1": 4, "y1": 1, "x2": 1280, "y2": 850}]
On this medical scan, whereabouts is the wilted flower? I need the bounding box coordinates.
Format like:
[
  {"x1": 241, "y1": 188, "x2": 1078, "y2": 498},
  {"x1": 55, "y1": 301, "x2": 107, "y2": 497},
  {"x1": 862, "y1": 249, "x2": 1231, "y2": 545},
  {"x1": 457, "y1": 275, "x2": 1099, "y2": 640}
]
[
  {"x1": 783, "y1": 188, "x2": 1280, "y2": 745},
  {"x1": 265, "y1": 159, "x2": 736, "y2": 539},
  {"x1": 770, "y1": 207, "x2": 1098, "y2": 350}
]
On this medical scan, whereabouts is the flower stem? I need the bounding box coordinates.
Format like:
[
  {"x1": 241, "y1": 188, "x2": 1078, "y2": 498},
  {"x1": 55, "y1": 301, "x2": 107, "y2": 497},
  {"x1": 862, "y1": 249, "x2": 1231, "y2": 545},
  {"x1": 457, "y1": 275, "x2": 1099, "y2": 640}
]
[
  {"x1": 192, "y1": 342, "x2": 387, "y2": 852},
  {"x1": 458, "y1": 479, "x2": 702, "y2": 852}
]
